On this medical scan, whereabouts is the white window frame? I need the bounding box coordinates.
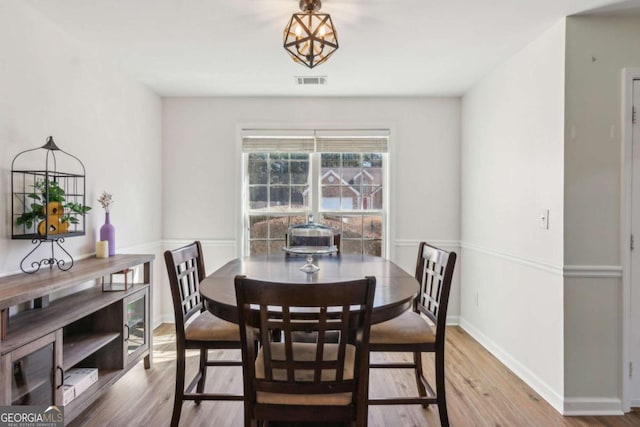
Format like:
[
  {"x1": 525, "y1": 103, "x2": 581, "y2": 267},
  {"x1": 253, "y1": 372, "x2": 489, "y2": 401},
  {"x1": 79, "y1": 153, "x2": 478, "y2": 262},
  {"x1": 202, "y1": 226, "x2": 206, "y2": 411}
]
[{"x1": 240, "y1": 129, "x2": 390, "y2": 257}]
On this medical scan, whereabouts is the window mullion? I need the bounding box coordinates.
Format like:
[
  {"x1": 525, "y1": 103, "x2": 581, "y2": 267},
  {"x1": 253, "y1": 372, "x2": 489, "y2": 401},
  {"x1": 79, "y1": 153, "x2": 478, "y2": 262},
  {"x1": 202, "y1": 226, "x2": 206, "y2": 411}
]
[
  {"x1": 311, "y1": 152, "x2": 320, "y2": 220},
  {"x1": 267, "y1": 154, "x2": 272, "y2": 212}
]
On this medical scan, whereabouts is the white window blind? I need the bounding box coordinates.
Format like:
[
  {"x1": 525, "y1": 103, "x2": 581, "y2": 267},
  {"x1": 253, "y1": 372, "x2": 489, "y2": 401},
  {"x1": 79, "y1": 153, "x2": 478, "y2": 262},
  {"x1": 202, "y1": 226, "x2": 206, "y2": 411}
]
[
  {"x1": 315, "y1": 129, "x2": 389, "y2": 153},
  {"x1": 242, "y1": 129, "x2": 389, "y2": 153}
]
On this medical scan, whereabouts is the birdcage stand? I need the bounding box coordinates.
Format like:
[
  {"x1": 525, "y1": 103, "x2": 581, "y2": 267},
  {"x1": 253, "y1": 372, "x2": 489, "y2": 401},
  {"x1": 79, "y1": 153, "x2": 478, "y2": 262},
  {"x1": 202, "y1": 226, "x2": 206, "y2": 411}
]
[{"x1": 20, "y1": 237, "x2": 74, "y2": 274}]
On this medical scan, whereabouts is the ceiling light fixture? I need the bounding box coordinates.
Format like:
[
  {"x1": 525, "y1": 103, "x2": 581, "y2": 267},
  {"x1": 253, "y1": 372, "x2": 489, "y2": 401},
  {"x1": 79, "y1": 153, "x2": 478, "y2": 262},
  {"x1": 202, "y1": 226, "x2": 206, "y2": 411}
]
[{"x1": 283, "y1": 0, "x2": 339, "y2": 69}]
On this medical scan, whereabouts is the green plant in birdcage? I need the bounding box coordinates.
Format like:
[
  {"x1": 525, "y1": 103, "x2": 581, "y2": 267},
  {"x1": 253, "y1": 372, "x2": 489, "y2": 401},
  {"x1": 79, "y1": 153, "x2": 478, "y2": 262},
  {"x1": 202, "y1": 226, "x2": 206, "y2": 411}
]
[{"x1": 15, "y1": 179, "x2": 92, "y2": 235}]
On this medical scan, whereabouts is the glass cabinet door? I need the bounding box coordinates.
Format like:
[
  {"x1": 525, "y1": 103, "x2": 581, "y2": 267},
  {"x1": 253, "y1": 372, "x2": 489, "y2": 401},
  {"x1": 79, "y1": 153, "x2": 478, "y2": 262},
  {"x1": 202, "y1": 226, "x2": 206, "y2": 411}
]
[
  {"x1": 125, "y1": 290, "x2": 148, "y2": 364},
  {"x1": 3, "y1": 332, "x2": 61, "y2": 406},
  {"x1": 12, "y1": 343, "x2": 54, "y2": 405}
]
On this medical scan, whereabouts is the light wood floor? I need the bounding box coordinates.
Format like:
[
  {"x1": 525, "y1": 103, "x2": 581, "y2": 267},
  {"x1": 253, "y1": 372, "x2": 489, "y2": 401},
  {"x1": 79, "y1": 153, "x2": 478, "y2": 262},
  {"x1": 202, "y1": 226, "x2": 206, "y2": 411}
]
[{"x1": 69, "y1": 324, "x2": 640, "y2": 426}]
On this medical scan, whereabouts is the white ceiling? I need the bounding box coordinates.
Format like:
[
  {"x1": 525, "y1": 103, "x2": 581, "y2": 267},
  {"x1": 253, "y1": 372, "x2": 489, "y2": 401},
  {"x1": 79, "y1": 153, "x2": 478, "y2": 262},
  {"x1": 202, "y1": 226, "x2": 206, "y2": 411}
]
[{"x1": 24, "y1": 0, "x2": 636, "y2": 97}]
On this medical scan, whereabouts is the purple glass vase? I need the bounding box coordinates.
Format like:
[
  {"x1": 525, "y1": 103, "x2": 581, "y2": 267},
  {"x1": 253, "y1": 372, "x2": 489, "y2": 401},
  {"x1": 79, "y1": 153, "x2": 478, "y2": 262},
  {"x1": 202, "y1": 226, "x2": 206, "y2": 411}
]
[{"x1": 100, "y1": 212, "x2": 116, "y2": 256}]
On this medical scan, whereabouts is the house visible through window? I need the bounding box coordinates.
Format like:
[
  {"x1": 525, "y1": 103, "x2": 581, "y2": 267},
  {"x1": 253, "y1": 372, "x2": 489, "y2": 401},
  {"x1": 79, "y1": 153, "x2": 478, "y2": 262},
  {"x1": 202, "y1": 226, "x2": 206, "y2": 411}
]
[{"x1": 242, "y1": 129, "x2": 389, "y2": 256}]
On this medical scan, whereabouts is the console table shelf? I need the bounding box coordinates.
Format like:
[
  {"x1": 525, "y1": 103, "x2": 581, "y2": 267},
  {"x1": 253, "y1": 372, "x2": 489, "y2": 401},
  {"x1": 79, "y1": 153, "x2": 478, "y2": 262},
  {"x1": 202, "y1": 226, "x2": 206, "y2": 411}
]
[
  {"x1": 62, "y1": 332, "x2": 120, "y2": 371},
  {"x1": 0, "y1": 254, "x2": 154, "y2": 425},
  {"x1": 1, "y1": 284, "x2": 147, "y2": 355}
]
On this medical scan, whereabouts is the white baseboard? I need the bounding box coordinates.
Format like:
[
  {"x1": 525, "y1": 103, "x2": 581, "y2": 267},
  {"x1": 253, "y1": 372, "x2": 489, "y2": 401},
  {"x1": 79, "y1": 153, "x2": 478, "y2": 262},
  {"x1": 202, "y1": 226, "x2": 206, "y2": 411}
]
[
  {"x1": 563, "y1": 398, "x2": 623, "y2": 416},
  {"x1": 153, "y1": 315, "x2": 175, "y2": 330},
  {"x1": 459, "y1": 317, "x2": 564, "y2": 413},
  {"x1": 460, "y1": 318, "x2": 627, "y2": 415},
  {"x1": 446, "y1": 315, "x2": 460, "y2": 326}
]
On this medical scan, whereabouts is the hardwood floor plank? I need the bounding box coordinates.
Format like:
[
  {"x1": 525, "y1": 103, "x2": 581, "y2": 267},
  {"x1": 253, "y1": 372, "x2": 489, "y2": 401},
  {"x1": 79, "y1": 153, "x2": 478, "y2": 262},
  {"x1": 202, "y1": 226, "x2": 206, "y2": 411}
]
[{"x1": 69, "y1": 324, "x2": 640, "y2": 427}]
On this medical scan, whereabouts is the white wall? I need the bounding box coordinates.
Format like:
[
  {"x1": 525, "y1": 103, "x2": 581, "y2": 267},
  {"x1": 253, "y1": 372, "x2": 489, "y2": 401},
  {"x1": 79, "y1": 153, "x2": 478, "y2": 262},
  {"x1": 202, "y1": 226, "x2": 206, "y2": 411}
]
[
  {"x1": 461, "y1": 20, "x2": 566, "y2": 411},
  {"x1": 563, "y1": 14, "x2": 640, "y2": 414},
  {"x1": 0, "y1": 1, "x2": 164, "y2": 322},
  {"x1": 161, "y1": 97, "x2": 462, "y2": 322}
]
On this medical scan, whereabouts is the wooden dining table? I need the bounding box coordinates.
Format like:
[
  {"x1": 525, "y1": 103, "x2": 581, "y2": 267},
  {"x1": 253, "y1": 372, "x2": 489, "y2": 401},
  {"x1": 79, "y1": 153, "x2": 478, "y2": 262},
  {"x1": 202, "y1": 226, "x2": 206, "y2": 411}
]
[{"x1": 200, "y1": 254, "x2": 419, "y2": 325}]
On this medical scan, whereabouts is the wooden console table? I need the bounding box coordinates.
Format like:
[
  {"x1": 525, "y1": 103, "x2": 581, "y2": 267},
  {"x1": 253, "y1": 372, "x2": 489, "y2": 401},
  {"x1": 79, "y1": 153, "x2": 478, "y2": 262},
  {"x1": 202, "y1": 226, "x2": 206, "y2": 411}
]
[{"x1": 0, "y1": 254, "x2": 154, "y2": 424}]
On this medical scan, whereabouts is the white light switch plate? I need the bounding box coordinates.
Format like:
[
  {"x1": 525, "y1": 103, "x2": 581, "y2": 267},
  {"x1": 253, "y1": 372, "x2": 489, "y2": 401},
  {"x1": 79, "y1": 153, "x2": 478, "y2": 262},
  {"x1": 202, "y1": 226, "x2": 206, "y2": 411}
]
[{"x1": 539, "y1": 209, "x2": 549, "y2": 230}]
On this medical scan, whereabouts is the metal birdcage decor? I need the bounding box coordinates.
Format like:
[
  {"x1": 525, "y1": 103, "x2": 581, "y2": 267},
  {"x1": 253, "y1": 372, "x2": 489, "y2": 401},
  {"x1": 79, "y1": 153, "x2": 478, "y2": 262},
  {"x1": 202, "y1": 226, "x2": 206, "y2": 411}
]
[
  {"x1": 11, "y1": 136, "x2": 90, "y2": 274},
  {"x1": 283, "y1": 0, "x2": 339, "y2": 69}
]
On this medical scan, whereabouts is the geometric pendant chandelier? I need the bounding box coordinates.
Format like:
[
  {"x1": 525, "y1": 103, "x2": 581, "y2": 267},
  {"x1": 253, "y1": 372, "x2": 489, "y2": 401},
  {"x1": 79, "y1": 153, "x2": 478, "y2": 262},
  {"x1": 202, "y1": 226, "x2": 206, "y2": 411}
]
[{"x1": 283, "y1": 0, "x2": 339, "y2": 69}]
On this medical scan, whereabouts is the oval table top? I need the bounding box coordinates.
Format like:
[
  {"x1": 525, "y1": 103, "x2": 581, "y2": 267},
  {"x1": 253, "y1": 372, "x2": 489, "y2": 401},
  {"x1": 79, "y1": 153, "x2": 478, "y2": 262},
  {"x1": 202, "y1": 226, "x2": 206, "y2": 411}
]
[{"x1": 200, "y1": 254, "x2": 419, "y2": 325}]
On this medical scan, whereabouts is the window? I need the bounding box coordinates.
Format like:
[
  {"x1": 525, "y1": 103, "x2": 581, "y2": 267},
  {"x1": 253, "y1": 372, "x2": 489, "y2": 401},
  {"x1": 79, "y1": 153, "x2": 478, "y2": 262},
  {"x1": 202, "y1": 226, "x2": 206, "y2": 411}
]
[{"x1": 242, "y1": 130, "x2": 389, "y2": 257}]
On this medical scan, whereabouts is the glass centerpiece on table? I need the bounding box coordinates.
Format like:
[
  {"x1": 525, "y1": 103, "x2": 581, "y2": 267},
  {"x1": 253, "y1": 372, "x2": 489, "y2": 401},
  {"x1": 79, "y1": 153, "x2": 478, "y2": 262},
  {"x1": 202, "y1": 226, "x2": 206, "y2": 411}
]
[{"x1": 283, "y1": 215, "x2": 339, "y2": 273}]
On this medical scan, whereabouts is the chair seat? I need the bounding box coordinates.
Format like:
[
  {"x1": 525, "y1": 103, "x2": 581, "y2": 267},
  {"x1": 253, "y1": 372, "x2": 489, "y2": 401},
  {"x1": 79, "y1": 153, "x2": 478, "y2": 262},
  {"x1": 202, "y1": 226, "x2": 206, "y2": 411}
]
[
  {"x1": 370, "y1": 310, "x2": 435, "y2": 345},
  {"x1": 255, "y1": 342, "x2": 355, "y2": 406},
  {"x1": 185, "y1": 311, "x2": 240, "y2": 342}
]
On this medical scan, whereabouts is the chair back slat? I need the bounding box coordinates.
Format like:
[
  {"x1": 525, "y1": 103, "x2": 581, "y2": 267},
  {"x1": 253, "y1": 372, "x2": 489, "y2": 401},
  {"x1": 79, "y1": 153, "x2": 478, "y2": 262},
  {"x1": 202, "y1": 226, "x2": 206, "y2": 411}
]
[
  {"x1": 164, "y1": 241, "x2": 207, "y2": 339},
  {"x1": 177, "y1": 260, "x2": 202, "y2": 318},
  {"x1": 235, "y1": 276, "x2": 375, "y2": 401},
  {"x1": 415, "y1": 242, "x2": 457, "y2": 339}
]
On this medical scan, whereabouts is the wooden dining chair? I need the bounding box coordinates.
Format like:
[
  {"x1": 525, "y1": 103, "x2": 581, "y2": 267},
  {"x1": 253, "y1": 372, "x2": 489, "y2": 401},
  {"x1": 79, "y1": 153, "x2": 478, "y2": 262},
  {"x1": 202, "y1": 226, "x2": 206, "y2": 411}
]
[
  {"x1": 164, "y1": 241, "x2": 243, "y2": 427},
  {"x1": 234, "y1": 275, "x2": 376, "y2": 427},
  {"x1": 368, "y1": 242, "x2": 457, "y2": 427}
]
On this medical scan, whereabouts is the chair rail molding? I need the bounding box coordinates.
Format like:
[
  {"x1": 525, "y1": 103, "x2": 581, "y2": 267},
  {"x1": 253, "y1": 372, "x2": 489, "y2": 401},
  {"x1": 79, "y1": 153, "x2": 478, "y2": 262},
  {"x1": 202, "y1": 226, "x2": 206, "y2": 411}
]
[
  {"x1": 563, "y1": 265, "x2": 622, "y2": 278},
  {"x1": 461, "y1": 241, "x2": 622, "y2": 279},
  {"x1": 461, "y1": 241, "x2": 564, "y2": 276},
  {"x1": 163, "y1": 239, "x2": 237, "y2": 248},
  {"x1": 393, "y1": 239, "x2": 460, "y2": 249}
]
